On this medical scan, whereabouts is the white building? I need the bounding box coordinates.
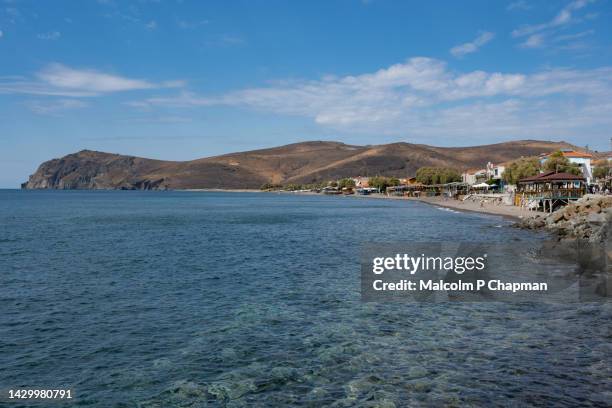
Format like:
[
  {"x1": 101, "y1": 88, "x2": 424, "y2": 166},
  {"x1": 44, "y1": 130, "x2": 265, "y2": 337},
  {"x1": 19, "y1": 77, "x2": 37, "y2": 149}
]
[
  {"x1": 486, "y1": 162, "x2": 506, "y2": 180},
  {"x1": 462, "y1": 162, "x2": 505, "y2": 185},
  {"x1": 351, "y1": 177, "x2": 370, "y2": 188},
  {"x1": 540, "y1": 150, "x2": 593, "y2": 184}
]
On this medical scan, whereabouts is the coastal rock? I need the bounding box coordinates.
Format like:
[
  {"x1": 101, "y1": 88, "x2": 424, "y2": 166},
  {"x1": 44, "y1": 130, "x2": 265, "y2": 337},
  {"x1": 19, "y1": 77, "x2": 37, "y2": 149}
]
[
  {"x1": 551, "y1": 211, "x2": 565, "y2": 224},
  {"x1": 516, "y1": 195, "x2": 612, "y2": 243},
  {"x1": 587, "y1": 212, "x2": 608, "y2": 225}
]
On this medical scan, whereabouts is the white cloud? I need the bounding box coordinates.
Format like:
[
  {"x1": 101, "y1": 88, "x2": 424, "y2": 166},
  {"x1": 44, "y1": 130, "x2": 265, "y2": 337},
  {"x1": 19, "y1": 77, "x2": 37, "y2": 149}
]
[
  {"x1": 36, "y1": 63, "x2": 154, "y2": 93},
  {"x1": 37, "y1": 31, "x2": 61, "y2": 40},
  {"x1": 204, "y1": 34, "x2": 246, "y2": 47},
  {"x1": 145, "y1": 20, "x2": 157, "y2": 30},
  {"x1": 24, "y1": 98, "x2": 88, "y2": 115},
  {"x1": 0, "y1": 63, "x2": 185, "y2": 97},
  {"x1": 0, "y1": 29, "x2": 3, "y2": 38},
  {"x1": 450, "y1": 32, "x2": 495, "y2": 57},
  {"x1": 513, "y1": 1, "x2": 598, "y2": 51},
  {"x1": 507, "y1": 1, "x2": 531, "y2": 11},
  {"x1": 554, "y1": 29, "x2": 594, "y2": 42},
  {"x1": 512, "y1": 0, "x2": 593, "y2": 38},
  {"x1": 177, "y1": 19, "x2": 208, "y2": 29},
  {"x1": 520, "y1": 29, "x2": 595, "y2": 49},
  {"x1": 521, "y1": 33, "x2": 545, "y2": 48},
  {"x1": 125, "y1": 56, "x2": 612, "y2": 142}
]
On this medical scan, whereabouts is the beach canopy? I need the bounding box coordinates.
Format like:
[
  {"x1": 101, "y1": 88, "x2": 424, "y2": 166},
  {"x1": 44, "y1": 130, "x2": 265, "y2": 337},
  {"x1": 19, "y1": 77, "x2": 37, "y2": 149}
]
[{"x1": 473, "y1": 182, "x2": 491, "y2": 188}]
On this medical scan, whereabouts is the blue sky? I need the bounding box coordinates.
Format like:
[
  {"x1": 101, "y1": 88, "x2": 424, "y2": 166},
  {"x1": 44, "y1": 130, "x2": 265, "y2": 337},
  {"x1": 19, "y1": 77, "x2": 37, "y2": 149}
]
[{"x1": 1, "y1": 0, "x2": 611, "y2": 187}]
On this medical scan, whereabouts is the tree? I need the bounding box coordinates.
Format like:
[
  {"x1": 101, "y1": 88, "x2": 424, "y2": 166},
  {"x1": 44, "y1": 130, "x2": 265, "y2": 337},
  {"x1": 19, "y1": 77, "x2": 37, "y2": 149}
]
[
  {"x1": 388, "y1": 177, "x2": 401, "y2": 187},
  {"x1": 337, "y1": 178, "x2": 356, "y2": 189},
  {"x1": 502, "y1": 157, "x2": 541, "y2": 185},
  {"x1": 415, "y1": 167, "x2": 461, "y2": 185},
  {"x1": 486, "y1": 177, "x2": 499, "y2": 186},
  {"x1": 543, "y1": 151, "x2": 582, "y2": 175},
  {"x1": 368, "y1": 176, "x2": 400, "y2": 192},
  {"x1": 306, "y1": 181, "x2": 328, "y2": 190},
  {"x1": 593, "y1": 159, "x2": 611, "y2": 180},
  {"x1": 260, "y1": 183, "x2": 282, "y2": 191}
]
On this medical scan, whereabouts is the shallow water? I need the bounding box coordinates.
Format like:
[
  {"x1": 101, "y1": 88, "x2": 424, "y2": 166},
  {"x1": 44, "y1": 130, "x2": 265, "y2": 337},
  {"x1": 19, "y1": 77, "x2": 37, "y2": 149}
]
[{"x1": 0, "y1": 190, "x2": 610, "y2": 407}]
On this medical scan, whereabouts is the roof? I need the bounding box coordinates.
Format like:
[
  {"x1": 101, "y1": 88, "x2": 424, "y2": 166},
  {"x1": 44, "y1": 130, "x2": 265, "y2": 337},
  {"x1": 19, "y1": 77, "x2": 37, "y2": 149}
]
[
  {"x1": 518, "y1": 171, "x2": 586, "y2": 183},
  {"x1": 560, "y1": 151, "x2": 593, "y2": 158},
  {"x1": 541, "y1": 150, "x2": 593, "y2": 159}
]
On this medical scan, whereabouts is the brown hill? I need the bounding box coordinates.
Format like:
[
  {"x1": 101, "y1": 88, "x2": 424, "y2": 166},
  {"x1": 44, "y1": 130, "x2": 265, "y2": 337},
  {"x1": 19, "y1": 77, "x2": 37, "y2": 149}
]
[{"x1": 21, "y1": 139, "x2": 594, "y2": 190}]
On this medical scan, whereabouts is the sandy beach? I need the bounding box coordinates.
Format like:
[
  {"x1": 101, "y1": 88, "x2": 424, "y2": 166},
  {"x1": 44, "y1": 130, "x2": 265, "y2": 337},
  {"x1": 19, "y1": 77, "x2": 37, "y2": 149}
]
[
  {"x1": 333, "y1": 192, "x2": 532, "y2": 220},
  {"x1": 405, "y1": 196, "x2": 534, "y2": 220},
  {"x1": 182, "y1": 188, "x2": 262, "y2": 193},
  {"x1": 185, "y1": 189, "x2": 536, "y2": 220}
]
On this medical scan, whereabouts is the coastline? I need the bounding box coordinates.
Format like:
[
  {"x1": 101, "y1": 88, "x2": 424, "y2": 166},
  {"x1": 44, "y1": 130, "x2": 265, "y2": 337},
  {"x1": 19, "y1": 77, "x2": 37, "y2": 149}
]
[
  {"x1": 14, "y1": 187, "x2": 534, "y2": 221},
  {"x1": 191, "y1": 188, "x2": 533, "y2": 221},
  {"x1": 404, "y1": 196, "x2": 532, "y2": 221},
  {"x1": 181, "y1": 188, "x2": 262, "y2": 193},
  {"x1": 342, "y1": 192, "x2": 531, "y2": 221}
]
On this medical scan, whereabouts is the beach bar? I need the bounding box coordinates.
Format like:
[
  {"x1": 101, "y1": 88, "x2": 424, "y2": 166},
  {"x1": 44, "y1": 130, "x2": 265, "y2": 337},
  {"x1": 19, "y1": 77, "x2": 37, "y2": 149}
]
[
  {"x1": 515, "y1": 171, "x2": 587, "y2": 212},
  {"x1": 386, "y1": 182, "x2": 469, "y2": 198}
]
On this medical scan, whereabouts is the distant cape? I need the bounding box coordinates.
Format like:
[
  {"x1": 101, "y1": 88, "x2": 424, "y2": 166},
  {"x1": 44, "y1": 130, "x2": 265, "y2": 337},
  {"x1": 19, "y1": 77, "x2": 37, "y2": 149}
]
[{"x1": 22, "y1": 139, "x2": 595, "y2": 190}]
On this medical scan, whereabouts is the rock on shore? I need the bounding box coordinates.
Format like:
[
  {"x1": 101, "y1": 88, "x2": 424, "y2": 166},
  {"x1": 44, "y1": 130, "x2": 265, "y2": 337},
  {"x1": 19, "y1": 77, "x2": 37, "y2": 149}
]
[{"x1": 516, "y1": 195, "x2": 612, "y2": 243}]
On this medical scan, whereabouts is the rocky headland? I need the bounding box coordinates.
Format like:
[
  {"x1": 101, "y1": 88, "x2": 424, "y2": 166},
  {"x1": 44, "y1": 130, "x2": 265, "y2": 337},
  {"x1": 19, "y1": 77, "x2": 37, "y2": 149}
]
[{"x1": 22, "y1": 139, "x2": 598, "y2": 190}]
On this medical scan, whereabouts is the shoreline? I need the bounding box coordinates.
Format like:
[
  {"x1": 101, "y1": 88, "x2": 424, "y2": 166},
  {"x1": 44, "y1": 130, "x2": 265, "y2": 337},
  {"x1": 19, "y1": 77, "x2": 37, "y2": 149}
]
[
  {"x1": 268, "y1": 190, "x2": 534, "y2": 221},
  {"x1": 339, "y1": 192, "x2": 531, "y2": 221},
  {"x1": 181, "y1": 188, "x2": 262, "y2": 193},
  {"x1": 15, "y1": 187, "x2": 534, "y2": 221},
  {"x1": 404, "y1": 196, "x2": 532, "y2": 221}
]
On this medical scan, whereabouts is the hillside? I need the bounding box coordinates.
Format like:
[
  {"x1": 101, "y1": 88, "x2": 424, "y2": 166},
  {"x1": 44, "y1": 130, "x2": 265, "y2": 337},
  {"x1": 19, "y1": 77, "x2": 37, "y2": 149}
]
[{"x1": 21, "y1": 140, "x2": 595, "y2": 190}]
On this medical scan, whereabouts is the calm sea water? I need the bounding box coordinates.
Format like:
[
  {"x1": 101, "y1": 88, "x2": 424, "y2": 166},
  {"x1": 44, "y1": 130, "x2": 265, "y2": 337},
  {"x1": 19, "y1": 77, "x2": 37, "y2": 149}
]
[{"x1": 1, "y1": 190, "x2": 610, "y2": 407}]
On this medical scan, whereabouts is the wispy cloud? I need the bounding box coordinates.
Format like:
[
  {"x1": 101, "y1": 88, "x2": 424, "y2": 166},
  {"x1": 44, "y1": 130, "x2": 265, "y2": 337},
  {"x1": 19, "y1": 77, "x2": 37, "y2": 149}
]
[
  {"x1": 126, "y1": 57, "x2": 612, "y2": 141},
  {"x1": 507, "y1": 1, "x2": 531, "y2": 11},
  {"x1": 37, "y1": 64, "x2": 155, "y2": 93},
  {"x1": 512, "y1": 0, "x2": 593, "y2": 38},
  {"x1": 24, "y1": 98, "x2": 88, "y2": 115},
  {"x1": 521, "y1": 28, "x2": 595, "y2": 50},
  {"x1": 0, "y1": 29, "x2": 3, "y2": 38},
  {"x1": 512, "y1": 0, "x2": 598, "y2": 51},
  {"x1": 450, "y1": 31, "x2": 495, "y2": 58},
  {"x1": 0, "y1": 63, "x2": 184, "y2": 97},
  {"x1": 37, "y1": 31, "x2": 61, "y2": 40},
  {"x1": 177, "y1": 19, "x2": 208, "y2": 29},
  {"x1": 204, "y1": 34, "x2": 245, "y2": 47},
  {"x1": 521, "y1": 33, "x2": 545, "y2": 48},
  {"x1": 3, "y1": 6, "x2": 22, "y2": 23},
  {"x1": 555, "y1": 29, "x2": 594, "y2": 42},
  {"x1": 100, "y1": 2, "x2": 159, "y2": 31}
]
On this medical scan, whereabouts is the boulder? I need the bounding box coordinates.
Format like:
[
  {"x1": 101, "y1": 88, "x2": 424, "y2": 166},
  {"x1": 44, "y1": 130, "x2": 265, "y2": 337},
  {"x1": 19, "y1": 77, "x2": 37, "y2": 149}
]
[
  {"x1": 515, "y1": 195, "x2": 612, "y2": 243},
  {"x1": 551, "y1": 211, "x2": 565, "y2": 223},
  {"x1": 587, "y1": 212, "x2": 608, "y2": 225}
]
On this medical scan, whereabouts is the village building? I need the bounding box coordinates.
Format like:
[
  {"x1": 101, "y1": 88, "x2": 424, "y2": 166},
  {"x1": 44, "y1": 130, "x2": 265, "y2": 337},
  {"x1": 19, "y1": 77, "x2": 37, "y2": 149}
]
[
  {"x1": 487, "y1": 162, "x2": 506, "y2": 181},
  {"x1": 399, "y1": 177, "x2": 419, "y2": 185},
  {"x1": 515, "y1": 171, "x2": 587, "y2": 212},
  {"x1": 462, "y1": 162, "x2": 506, "y2": 186},
  {"x1": 539, "y1": 150, "x2": 593, "y2": 184},
  {"x1": 351, "y1": 177, "x2": 370, "y2": 188},
  {"x1": 462, "y1": 168, "x2": 486, "y2": 185}
]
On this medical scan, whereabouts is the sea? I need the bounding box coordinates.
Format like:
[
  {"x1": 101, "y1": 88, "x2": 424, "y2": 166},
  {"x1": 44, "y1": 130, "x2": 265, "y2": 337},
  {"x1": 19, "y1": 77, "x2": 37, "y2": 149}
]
[{"x1": 0, "y1": 190, "x2": 610, "y2": 407}]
